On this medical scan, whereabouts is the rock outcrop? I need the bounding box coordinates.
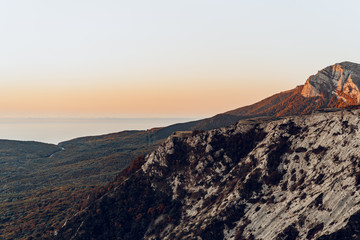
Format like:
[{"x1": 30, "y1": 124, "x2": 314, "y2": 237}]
[
  {"x1": 54, "y1": 109, "x2": 360, "y2": 240},
  {"x1": 301, "y1": 62, "x2": 360, "y2": 105}
]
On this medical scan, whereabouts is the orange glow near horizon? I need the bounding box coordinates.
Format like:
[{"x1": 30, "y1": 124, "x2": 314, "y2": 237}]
[
  {"x1": 1, "y1": 1, "x2": 360, "y2": 118},
  {"x1": 0, "y1": 76, "x2": 293, "y2": 118}
]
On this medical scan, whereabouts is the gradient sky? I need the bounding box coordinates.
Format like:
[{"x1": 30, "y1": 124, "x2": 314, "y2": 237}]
[{"x1": 1, "y1": 0, "x2": 360, "y2": 117}]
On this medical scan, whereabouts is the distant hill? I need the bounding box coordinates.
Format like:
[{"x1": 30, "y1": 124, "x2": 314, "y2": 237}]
[{"x1": 0, "y1": 131, "x2": 160, "y2": 239}]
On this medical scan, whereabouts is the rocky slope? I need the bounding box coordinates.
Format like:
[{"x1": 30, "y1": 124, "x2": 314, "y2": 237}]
[{"x1": 54, "y1": 109, "x2": 360, "y2": 240}]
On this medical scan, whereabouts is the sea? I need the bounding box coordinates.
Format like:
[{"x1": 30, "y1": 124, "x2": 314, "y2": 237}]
[{"x1": 0, "y1": 118, "x2": 198, "y2": 144}]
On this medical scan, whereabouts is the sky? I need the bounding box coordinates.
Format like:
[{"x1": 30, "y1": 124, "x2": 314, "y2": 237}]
[{"x1": 1, "y1": 0, "x2": 360, "y2": 118}]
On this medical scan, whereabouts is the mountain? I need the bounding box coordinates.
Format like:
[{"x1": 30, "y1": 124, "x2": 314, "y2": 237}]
[
  {"x1": 229, "y1": 61, "x2": 360, "y2": 115},
  {"x1": 3, "y1": 61, "x2": 360, "y2": 239},
  {"x1": 154, "y1": 62, "x2": 360, "y2": 137},
  {"x1": 54, "y1": 109, "x2": 360, "y2": 240},
  {"x1": 301, "y1": 61, "x2": 360, "y2": 105}
]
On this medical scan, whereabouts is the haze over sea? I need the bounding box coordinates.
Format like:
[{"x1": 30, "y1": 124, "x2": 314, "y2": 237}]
[{"x1": 0, "y1": 118, "x2": 197, "y2": 144}]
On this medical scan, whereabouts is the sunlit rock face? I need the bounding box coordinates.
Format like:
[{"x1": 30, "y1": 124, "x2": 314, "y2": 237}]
[{"x1": 301, "y1": 62, "x2": 360, "y2": 105}]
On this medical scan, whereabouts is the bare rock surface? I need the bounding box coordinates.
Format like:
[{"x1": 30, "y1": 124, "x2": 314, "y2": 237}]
[
  {"x1": 54, "y1": 109, "x2": 360, "y2": 240},
  {"x1": 301, "y1": 62, "x2": 360, "y2": 105}
]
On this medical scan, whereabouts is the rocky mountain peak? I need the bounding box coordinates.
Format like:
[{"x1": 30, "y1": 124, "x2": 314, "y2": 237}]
[{"x1": 301, "y1": 62, "x2": 360, "y2": 105}]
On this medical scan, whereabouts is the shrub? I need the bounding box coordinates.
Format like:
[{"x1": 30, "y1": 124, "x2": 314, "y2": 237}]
[
  {"x1": 307, "y1": 223, "x2": 324, "y2": 239},
  {"x1": 295, "y1": 147, "x2": 307, "y2": 153}
]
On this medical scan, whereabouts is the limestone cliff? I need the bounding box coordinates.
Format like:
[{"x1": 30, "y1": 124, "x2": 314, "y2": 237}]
[{"x1": 301, "y1": 62, "x2": 360, "y2": 105}]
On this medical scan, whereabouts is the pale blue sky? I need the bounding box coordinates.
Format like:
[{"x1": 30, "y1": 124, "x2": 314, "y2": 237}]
[{"x1": 1, "y1": 0, "x2": 360, "y2": 117}]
